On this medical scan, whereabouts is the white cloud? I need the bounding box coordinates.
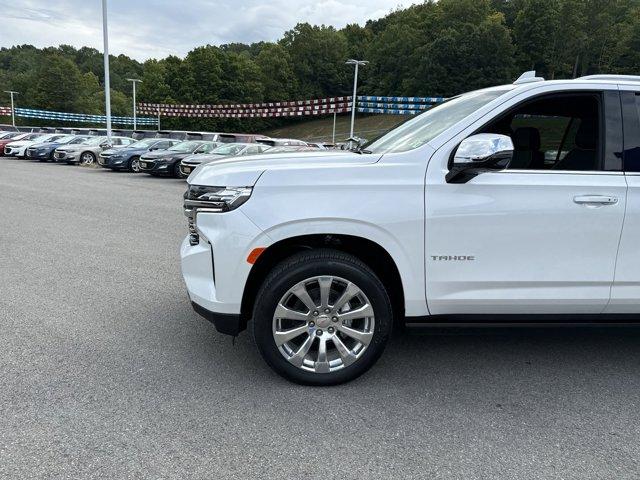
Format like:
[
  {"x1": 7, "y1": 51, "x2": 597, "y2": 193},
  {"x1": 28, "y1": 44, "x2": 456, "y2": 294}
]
[{"x1": 0, "y1": 0, "x2": 417, "y2": 60}]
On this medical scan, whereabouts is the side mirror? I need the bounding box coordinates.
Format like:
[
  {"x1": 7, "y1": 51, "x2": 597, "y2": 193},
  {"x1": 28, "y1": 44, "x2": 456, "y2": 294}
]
[{"x1": 446, "y1": 133, "x2": 513, "y2": 183}]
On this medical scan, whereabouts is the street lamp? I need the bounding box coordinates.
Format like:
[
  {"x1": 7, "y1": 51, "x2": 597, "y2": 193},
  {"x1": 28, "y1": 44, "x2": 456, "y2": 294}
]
[
  {"x1": 345, "y1": 59, "x2": 368, "y2": 143},
  {"x1": 126, "y1": 78, "x2": 142, "y2": 129},
  {"x1": 3, "y1": 90, "x2": 18, "y2": 127},
  {"x1": 101, "y1": 0, "x2": 112, "y2": 145}
]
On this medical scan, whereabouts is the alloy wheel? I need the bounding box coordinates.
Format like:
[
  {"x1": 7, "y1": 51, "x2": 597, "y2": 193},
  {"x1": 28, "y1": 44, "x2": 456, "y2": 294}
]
[
  {"x1": 272, "y1": 275, "x2": 375, "y2": 374},
  {"x1": 81, "y1": 152, "x2": 94, "y2": 165}
]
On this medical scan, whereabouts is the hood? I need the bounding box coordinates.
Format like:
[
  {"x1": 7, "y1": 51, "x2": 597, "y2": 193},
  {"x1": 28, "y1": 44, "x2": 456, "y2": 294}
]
[
  {"x1": 182, "y1": 152, "x2": 227, "y2": 165},
  {"x1": 103, "y1": 146, "x2": 144, "y2": 156},
  {"x1": 140, "y1": 150, "x2": 190, "y2": 160},
  {"x1": 6, "y1": 140, "x2": 35, "y2": 147},
  {"x1": 188, "y1": 150, "x2": 379, "y2": 186},
  {"x1": 30, "y1": 141, "x2": 59, "y2": 149}
]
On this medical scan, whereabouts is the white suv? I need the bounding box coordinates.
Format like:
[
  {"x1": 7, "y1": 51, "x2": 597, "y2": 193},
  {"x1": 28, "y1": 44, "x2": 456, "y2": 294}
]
[{"x1": 181, "y1": 72, "x2": 640, "y2": 385}]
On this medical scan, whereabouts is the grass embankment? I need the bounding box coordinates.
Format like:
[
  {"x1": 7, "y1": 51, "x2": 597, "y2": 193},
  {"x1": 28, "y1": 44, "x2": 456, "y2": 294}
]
[{"x1": 261, "y1": 113, "x2": 411, "y2": 143}]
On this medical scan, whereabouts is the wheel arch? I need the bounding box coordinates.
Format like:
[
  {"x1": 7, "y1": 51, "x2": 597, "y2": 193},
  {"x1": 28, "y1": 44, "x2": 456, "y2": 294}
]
[{"x1": 240, "y1": 234, "x2": 406, "y2": 328}]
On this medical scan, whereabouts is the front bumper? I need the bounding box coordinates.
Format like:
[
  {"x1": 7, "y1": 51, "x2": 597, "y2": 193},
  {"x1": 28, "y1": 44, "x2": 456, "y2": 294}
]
[
  {"x1": 139, "y1": 159, "x2": 172, "y2": 174},
  {"x1": 191, "y1": 301, "x2": 242, "y2": 336},
  {"x1": 26, "y1": 148, "x2": 50, "y2": 159},
  {"x1": 54, "y1": 151, "x2": 77, "y2": 162},
  {"x1": 98, "y1": 155, "x2": 126, "y2": 168},
  {"x1": 4, "y1": 146, "x2": 22, "y2": 156},
  {"x1": 180, "y1": 209, "x2": 271, "y2": 335},
  {"x1": 180, "y1": 163, "x2": 199, "y2": 176}
]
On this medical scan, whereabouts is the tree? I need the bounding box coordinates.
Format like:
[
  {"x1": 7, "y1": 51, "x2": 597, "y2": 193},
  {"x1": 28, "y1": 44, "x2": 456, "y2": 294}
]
[{"x1": 255, "y1": 43, "x2": 298, "y2": 101}]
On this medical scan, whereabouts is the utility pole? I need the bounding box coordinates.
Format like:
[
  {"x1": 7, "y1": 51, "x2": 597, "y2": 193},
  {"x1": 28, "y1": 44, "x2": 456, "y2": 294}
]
[
  {"x1": 332, "y1": 111, "x2": 337, "y2": 144},
  {"x1": 101, "y1": 0, "x2": 112, "y2": 145},
  {"x1": 4, "y1": 90, "x2": 18, "y2": 127},
  {"x1": 157, "y1": 108, "x2": 161, "y2": 131},
  {"x1": 345, "y1": 59, "x2": 368, "y2": 143},
  {"x1": 126, "y1": 78, "x2": 142, "y2": 129}
]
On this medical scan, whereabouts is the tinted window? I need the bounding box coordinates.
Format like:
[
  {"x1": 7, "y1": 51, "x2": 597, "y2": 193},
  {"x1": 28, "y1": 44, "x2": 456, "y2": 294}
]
[
  {"x1": 622, "y1": 92, "x2": 640, "y2": 172},
  {"x1": 481, "y1": 93, "x2": 601, "y2": 171}
]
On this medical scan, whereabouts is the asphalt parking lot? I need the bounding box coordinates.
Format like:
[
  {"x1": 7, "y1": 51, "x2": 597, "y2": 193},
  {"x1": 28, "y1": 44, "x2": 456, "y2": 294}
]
[{"x1": 1, "y1": 158, "x2": 640, "y2": 479}]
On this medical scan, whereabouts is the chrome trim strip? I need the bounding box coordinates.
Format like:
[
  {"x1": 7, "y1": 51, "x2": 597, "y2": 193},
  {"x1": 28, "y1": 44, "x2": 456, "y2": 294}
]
[{"x1": 487, "y1": 169, "x2": 624, "y2": 176}]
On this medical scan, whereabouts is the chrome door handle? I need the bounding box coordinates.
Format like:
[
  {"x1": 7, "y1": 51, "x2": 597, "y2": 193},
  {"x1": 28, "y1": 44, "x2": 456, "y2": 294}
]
[{"x1": 573, "y1": 195, "x2": 618, "y2": 205}]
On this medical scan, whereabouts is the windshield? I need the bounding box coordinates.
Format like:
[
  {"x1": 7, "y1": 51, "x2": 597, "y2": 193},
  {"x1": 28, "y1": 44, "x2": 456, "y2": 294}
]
[
  {"x1": 211, "y1": 144, "x2": 245, "y2": 155},
  {"x1": 129, "y1": 138, "x2": 160, "y2": 148},
  {"x1": 56, "y1": 135, "x2": 76, "y2": 144},
  {"x1": 364, "y1": 87, "x2": 513, "y2": 154},
  {"x1": 82, "y1": 136, "x2": 107, "y2": 145},
  {"x1": 58, "y1": 135, "x2": 88, "y2": 145},
  {"x1": 168, "y1": 141, "x2": 201, "y2": 153},
  {"x1": 194, "y1": 142, "x2": 217, "y2": 153},
  {"x1": 27, "y1": 133, "x2": 50, "y2": 141}
]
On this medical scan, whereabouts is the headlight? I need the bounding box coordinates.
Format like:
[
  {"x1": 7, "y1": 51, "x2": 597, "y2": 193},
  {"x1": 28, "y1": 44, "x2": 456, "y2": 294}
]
[
  {"x1": 183, "y1": 185, "x2": 253, "y2": 213},
  {"x1": 183, "y1": 185, "x2": 253, "y2": 245}
]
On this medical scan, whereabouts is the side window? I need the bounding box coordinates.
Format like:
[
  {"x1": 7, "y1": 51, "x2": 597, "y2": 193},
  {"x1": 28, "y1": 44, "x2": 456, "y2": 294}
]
[
  {"x1": 482, "y1": 93, "x2": 601, "y2": 171},
  {"x1": 156, "y1": 141, "x2": 172, "y2": 149},
  {"x1": 622, "y1": 92, "x2": 640, "y2": 172},
  {"x1": 245, "y1": 146, "x2": 262, "y2": 155}
]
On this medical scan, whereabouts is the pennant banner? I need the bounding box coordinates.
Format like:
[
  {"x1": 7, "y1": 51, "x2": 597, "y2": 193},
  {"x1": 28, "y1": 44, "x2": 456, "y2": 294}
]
[
  {"x1": 357, "y1": 95, "x2": 446, "y2": 103},
  {"x1": 0, "y1": 107, "x2": 158, "y2": 126},
  {"x1": 138, "y1": 94, "x2": 447, "y2": 118}
]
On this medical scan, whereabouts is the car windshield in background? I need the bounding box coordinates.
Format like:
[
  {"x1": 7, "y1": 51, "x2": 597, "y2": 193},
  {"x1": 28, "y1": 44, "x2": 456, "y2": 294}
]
[
  {"x1": 211, "y1": 144, "x2": 244, "y2": 155},
  {"x1": 195, "y1": 142, "x2": 217, "y2": 153},
  {"x1": 129, "y1": 138, "x2": 159, "y2": 148},
  {"x1": 168, "y1": 141, "x2": 202, "y2": 153},
  {"x1": 82, "y1": 136, "x2": 106, "y2": 145},
  {"x1": 65, "y1": 136, "x2": 90, "y2": 145},
  {"x1": 364, "y1": 86, "x2": 514, "y2": 154}
]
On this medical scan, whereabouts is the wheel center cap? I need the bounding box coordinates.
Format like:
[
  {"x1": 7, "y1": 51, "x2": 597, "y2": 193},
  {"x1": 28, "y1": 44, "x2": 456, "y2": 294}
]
[{"x1": 315, "y1": 315, "x2": 331, "y2": 328}]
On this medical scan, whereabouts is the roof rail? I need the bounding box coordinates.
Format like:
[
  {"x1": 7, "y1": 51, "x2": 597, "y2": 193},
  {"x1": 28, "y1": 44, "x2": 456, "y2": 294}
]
[
  {"x1": 514, "y1": 71, "x2": 545, "y2": 85},
  {"x1": 578, "y1": 74, "x2": 640, "y2": 83}
]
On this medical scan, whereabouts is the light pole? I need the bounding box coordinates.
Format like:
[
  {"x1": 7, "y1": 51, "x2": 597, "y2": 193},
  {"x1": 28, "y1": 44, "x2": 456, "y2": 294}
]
[
  {"x1": 3, "y1": 90, "x2": 18, "y2": 127},
  {"x1": 127, "y1": 78, "x2": 142, "y2": 129},
  {"x1": 345, "y1": 59, "x2": 368, "y2": 142},
  {"x1": 101, "y1": 0, "x2": 112, "y2": 145}
]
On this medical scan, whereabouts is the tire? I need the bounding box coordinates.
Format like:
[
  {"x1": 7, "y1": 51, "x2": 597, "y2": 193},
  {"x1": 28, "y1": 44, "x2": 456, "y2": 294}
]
[
  {"x1": 252, "y1": 249, "x2": 392, "y2": 385},
  {"x1": 129, "y1": 156, "x2": 140, "y2": 173},
  {"x1": 79, "y1": 151, "x2": 95, "y2": 166},
  {"x1": 173, "y1": 161, "x2": 184, "y2": 179}
]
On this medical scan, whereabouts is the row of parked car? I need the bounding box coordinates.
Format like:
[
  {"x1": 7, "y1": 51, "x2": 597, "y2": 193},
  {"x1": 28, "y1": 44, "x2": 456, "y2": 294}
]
[{"x1": 0, "y1": 129, "x2": 331, "y2": 178}]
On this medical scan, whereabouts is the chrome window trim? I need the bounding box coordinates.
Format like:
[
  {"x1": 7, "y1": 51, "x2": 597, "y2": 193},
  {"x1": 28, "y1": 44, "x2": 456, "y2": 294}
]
[{"x1": 486, "y1": 169, "x2": 624, "y2": 176}]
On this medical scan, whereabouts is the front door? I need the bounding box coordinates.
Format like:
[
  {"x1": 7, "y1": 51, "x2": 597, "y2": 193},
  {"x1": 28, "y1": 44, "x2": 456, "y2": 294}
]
[{"x1": 425, "y1": 90, "x2": 627, "y2": 315}]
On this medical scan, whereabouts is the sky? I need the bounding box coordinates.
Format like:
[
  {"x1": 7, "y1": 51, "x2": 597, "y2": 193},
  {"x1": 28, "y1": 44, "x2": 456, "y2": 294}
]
[{"x1": 1, "y1": 0, "x2": 417, "y2": 61}]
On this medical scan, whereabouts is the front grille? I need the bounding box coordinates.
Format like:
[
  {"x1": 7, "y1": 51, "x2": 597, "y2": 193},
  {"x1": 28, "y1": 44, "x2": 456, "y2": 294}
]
[
  {"x1": 54, "y1": 151, "x2": 65, "y2": 159},
  {"x1": 139, "y1": 160, "x2": 154, "y2": 170},
  {"x1": 27, "y1": 148, "x2": 36, "y2": 156}
]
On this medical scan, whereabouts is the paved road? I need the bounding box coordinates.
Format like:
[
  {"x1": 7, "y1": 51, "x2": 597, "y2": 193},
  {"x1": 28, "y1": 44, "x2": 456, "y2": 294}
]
[{"x1": 1, "y1": 158, "x2": 640, "y2": 479}]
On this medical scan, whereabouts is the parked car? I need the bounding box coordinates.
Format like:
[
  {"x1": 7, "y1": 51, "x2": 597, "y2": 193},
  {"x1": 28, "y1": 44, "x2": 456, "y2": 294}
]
[
  {"x1": 256, "y1": 138, "x2": 308, "y2": 147},
  {"x1": 138, "y1": 140, "x2": 218, "y2": 178},
  {"x1": 0, "y1": 132, "x2": 34, "y2": 154},
  {"x1": 263, "y1": 146, "x2": 322, "y2": 154},
  {"x1": 26, "y1": 135, "x2": 92, "y2": 162},
  {"x1": 4, "y1": 133, "x2": 66, "y2": 158},
  {"x1": 54, "y1": 136, "x2": 134, "y2": 165},
  {"x1": 98, "y1": 138, "x2": 180, "y2": 172},
  {"x1": 179, "y1": 143, "x2": 270, "y2": 176},
  {"x1": 180, "y1": 72, "x2": 640, "y2": 385},
  {"x1": 0, "y1": 131, "x2": 20, "y2": 141}
]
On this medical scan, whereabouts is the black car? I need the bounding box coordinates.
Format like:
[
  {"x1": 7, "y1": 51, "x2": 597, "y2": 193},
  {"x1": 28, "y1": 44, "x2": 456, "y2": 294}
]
[{"x1": 138, "y1": 140, "x2": 218, "y2": 178}]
